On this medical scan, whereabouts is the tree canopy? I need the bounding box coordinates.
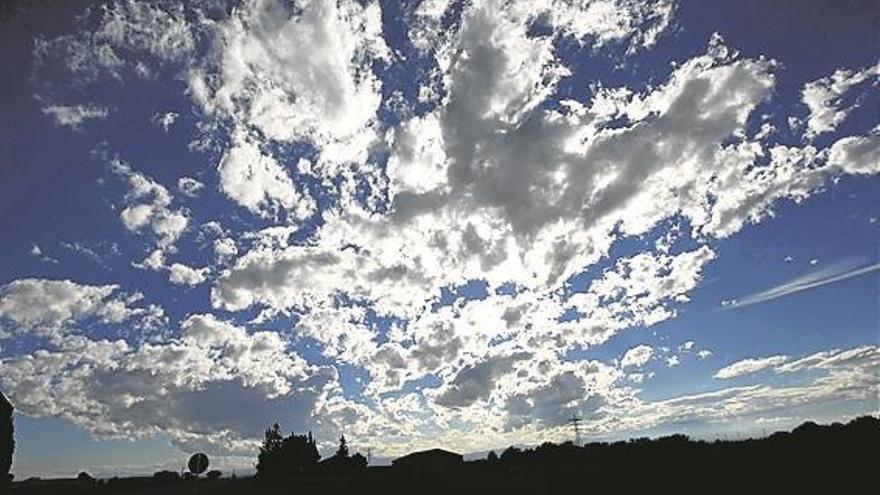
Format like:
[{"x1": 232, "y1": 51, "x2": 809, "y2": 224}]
[{"x1": 256, "y1": 423, "x2": 320, "y2": 478}]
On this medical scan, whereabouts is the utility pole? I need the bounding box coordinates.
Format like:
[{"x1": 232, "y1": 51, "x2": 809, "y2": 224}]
[
  {"x1": 568, "y1": 415, "x2": 583, "y2": 446},
  {"x1": 367, "y1": 447, "x2": 372, "y2": 465}
]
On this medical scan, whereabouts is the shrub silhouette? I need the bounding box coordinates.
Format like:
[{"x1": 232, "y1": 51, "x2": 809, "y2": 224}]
[
  {"x1": 206, "y1": 470, "x2": 222, "y2": 480},
  {"x1": 76, "y1": 471, "x2": 95, "y2": 486},
  {"x1": 152, "y1": 470, "x2": 181, "y2": 484}
]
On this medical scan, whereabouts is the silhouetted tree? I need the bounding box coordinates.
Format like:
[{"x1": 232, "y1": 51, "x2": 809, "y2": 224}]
[
  {"x1": 256, "y1": 423, "x2": 285, "y2": 477},
  {"x1": 500, "y1": 446, "x2": 521, "y2": 462},
  {"x1": 318, "y1": 436, "x2": 368, "y2": 476},
  {"x1": 336, "y1": 435, "x2": 350, "y2": 458},
  {"x1": 350, "y1": 452, "x2": 368, "y2": 470},
  {"x1": 257, "y1": 423, "x2": 320, "y2": 478},
  {"x1": 487, "y1": 450, "x2": 499, "y2": 463},
  {"x1": 206, "y1": 470, "x2": 222, "y2": 480},
  {"x1": 0, "y1": 392, "x2": 12, "y2": 488},
  {"x1": 283, "y1": 430, "x2": 320, "y2": 474}
]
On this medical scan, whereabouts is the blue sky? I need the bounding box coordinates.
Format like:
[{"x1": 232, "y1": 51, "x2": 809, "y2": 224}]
[{"x1": 0, "y1": 0, "x2": 878, "y2": 478}]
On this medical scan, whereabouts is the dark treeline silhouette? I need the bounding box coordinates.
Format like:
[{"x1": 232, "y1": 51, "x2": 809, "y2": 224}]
[
  {"x1": 482, "y1": 415, "x2": 879, "y2": 477},
  {"x1": 6, "y1": 416, "x2": 879, "y2": 494}
]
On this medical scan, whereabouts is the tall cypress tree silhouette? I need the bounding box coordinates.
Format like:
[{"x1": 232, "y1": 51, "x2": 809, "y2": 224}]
[{"x1": 0, "y1": 392, "x2": 13, "y2": 486}]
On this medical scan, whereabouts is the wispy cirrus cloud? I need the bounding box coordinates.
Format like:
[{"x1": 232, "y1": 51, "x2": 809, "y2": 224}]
[{"x1": 724, "y1": 259, "x2": 880, "y2": 309}]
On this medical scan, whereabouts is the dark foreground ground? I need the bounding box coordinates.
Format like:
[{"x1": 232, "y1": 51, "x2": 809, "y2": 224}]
[{"x1": 6, "y1": 417, "x2": 878, "y2": 494}]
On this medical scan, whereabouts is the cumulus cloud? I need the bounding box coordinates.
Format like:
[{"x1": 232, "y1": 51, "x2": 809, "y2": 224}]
[
  {"x1": 113, "y1": 161, "x2": 190, "y2": 250},
  {"x1": 177, "y1": 176, "x2": 204, "y2": 197},
  {"x1": 29, "y1": 244, "x2": 59, "y2": 264},
  {"x1": 168, "y1": 263, "x2": 210, "y2": 287},
  {"x1": 0, "y1": 279, "x2": 165, "y2": 338},
  {"x1": 435, "y1": 352, "x2": 531, "y2": 408},
  {"x1": 826, "y1": 134, "x2": 880, "y2": 174},
  {"x1": 217, "y1": 131, "x2": 315, "y2": 220},
  {"x1": 188, "y1": 0, "x2": 388, "y2": 166},
  {"x1": 714, "y1": 355, "x2": 788, "y2": 380},
  {"x1": 0, "y1": 310, "x2": 332, "y2": 454},
  {"x1": 152, "y1": 111, "x2": 179, "y2": 131},
  {"x1": 135, "y1": 250, "x2": 210, "y2": 287},
  {"x1": 802, "y1": 65, "x2": 876, "y2": 140},
  {"x1": 42, "y1": 104, "x2": 109, "y2": 129},
  {"x1": 620, "y1": 345, "x2": 654, "y2": 368}
]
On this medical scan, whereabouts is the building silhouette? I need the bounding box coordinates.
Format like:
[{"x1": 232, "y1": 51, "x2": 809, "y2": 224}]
[{"x1": 392, "y1": 448, "x2": 463, "y2": 475}]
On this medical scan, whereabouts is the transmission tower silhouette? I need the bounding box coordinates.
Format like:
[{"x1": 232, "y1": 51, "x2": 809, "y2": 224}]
[{"x1": 568, "y1": 415, "x2": 583, "y2": 446}]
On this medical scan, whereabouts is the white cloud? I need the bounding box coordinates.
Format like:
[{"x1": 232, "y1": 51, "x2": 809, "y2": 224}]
[
  {"x1": 42, "y1": 104, "x2": 109, "y2": 129},
  {"x1": 177, "y1": 177, "x2": 204, "y2": 197},
  {"x1": 618, "y1": 344, "x2": 880, "y2": 436},
  {"x1": 152, "y1": 111, "x2": 179, "y2": 131},
  {"x1": 135, "y1": 250, "x2": 210, "y2": 287},
  {"x1": 714, "y1": 355, "x2": 788, "y2": 379},
  {"x1": 213, "y1": 237, "x2": 238, "y2": 265},
  {"x1": 32, "y1": 0, "x2": 198, "y2": 122},
  {"x1": 96, "y1": 0, "x2": 196, "y2": 63},
  {"x1": 826, "y1": 134, "x2": 880, "y2": 174},
  {"x1": 29, "y1": 244, "x2": 58, "y2": 264},
  {"x1": 113, "y1": 161, "x2": 190, "y2": 250},
  {"x1": 802, "y1": 65, "x2": 875, "y2": 140},
  {"x1": 776, "y1": 345, "x2": 880, "y2": 375},
  {"x1": 190, "y1": 0, "x2": 388, "y2": 167},
  {"x1": 0, "y1": 313, "x2": 331, "y2": 454},
  {"x1": 217, "y1": 131, "x2": 314, "y2": 220},
  {"x1": 434, "y1": 352, "x2": 531, "y2": 409},
  {"x1": 409, "y1": 0, "x2": 673, "y2": 55},
  {"x1": 620, "y1": 345, "x2": 653, "y2": 368},
  {"x1": 0, "y1": 279, "x2": 165, "y2": 337},
  {"x1": 167, "y1": 263, "x2": 209, "y2": 287}
]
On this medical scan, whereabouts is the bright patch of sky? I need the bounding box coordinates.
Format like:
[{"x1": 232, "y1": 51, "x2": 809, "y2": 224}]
[{"x1": 0, "y1": 0, "x2": 878, "y2": 478}]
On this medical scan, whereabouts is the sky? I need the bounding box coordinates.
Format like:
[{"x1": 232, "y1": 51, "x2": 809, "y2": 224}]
[{"x1": 0, "y1": 0, "x2": 878, "y2": 479}]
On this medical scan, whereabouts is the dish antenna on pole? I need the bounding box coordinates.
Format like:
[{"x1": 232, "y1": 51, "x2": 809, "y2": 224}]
[{"x1": 188, "y1": 453, "x2": 210, "y2": 475}]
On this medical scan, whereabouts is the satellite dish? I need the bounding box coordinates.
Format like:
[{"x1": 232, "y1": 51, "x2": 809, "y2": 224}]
[{"x1": 188, "y1": 453, "x2": 209, "y2": 475}]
